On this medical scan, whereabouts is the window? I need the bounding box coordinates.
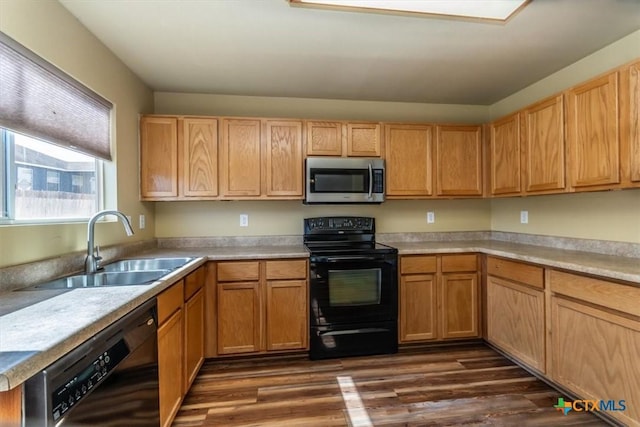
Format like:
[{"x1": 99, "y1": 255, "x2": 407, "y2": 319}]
[
  {"x1": 0, "y1": 32, "x2": 111, "y2": 222},
  {"x1": 2, "y1": 130, "x2": 100, "y2": 221}
]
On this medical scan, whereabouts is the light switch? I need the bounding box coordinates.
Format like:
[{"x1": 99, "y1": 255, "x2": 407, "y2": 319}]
[
  {"x1": 240, "y1": 214, "x2": 249, "y2": 227},
  {"x1": 520, "y1": 210, "x2": 529, "y2": 224}
]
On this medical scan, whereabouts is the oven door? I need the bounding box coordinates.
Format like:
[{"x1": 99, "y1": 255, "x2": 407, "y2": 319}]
[{"x1": 309, "y1": 253, "x2": 397, "y2": 326}]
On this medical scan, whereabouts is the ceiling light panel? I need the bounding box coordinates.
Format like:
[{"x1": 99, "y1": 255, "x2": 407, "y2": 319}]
[{"x1": 291, "y1": 0, "x2": 530, "y2": 21}]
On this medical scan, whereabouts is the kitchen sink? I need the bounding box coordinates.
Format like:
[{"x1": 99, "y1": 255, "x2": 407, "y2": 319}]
[
  {"x1": 25, "y1": 270, "x2": 171, "y2": 290},
  {"x1": 102, "y1": 257, "x2": 194, "y2": 272}
]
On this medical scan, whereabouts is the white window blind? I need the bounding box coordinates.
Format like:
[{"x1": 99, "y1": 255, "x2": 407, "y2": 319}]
[{"x1": 0, "y1": 32, "x2": 113, "y2": 161}]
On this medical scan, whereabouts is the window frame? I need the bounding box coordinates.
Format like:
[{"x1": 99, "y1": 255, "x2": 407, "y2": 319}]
[{"x1": 0, "y1": 128, "x2": 104, "y2": 225}]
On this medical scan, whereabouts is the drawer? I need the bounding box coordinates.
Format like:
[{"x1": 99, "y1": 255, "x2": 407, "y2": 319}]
[
  {"x1": 550, "y1": 270, "x2": 640, "y2": 318},
  {"x1": 157, "y1": 279, "x2": 184, "y2": 324},
  {"x1": 487, "y1": 256, "x2": 544, "y2": 289},
  {"x1": 217, "y1": 261, "x2": 260, "y2": 282},
  {"x1": 401, "y1": 255, "x2": 437, "y2": 274},
  {"x1": 441, "y1": 254, "x2": 477, "y2": 273},
  {"x1": 266, "y1": 259, "x2": 307, "y2": 280},
  {"x1": 184, "y1": 266, "x2": 205, "y2": 300}
]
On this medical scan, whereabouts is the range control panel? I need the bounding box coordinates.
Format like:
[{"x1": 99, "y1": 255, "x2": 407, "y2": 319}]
[
  {"x1": 51, "y1": 339, "x2": 129, "y2": 421},
  {"x1": 304, "y1": 216, "x2": 374, "y2": 233}
]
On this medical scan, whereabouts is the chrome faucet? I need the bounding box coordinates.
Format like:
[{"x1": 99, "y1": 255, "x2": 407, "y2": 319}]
[{"x1": 85, "y1": 210, "x2": 134, "y2": 274}]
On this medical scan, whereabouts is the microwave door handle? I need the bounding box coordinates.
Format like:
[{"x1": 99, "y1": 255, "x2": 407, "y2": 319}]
[{"x1": 368, "y1": 163, "x2": 373, "y2": 199}]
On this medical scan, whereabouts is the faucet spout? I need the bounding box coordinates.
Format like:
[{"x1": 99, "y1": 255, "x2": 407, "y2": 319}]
[{"x1": 85, "y1": 210, "x2": 134, "y2": 274}]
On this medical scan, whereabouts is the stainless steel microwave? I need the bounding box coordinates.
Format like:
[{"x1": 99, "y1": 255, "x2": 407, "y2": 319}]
[{"x1": 305, "y1": 157, "x2": 385, "y2": 204}]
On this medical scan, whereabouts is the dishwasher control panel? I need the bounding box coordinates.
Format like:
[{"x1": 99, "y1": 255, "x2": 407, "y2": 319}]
[{"x1": 51, "y1": 339, "x2": 129, "y2": 421}]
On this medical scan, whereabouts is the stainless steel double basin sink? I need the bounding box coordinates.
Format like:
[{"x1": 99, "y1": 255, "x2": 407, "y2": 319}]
[{"x1": 25, "y1": 257, "x2": 194, "y2": 290}]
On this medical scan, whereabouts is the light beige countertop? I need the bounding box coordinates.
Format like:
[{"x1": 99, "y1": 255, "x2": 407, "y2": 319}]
[
  {"x1": 1, "y1": 239, "x2": 638, "y2": 392},
  {"x1": 382, "y1": 240, "x2": 640, "y2": 284}
]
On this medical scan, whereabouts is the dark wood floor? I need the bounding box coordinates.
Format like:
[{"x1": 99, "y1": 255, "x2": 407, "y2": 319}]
[{"x1": 172, "y1": 343, "x2": 608, "y2": 426}]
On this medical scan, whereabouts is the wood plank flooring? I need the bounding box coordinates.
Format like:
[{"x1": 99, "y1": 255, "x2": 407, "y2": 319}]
[{"x1": 172, "y1": 343, "x2": 609, "y2": 426}]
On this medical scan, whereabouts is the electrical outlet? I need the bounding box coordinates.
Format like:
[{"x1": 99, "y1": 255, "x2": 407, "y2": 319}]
[
  {"x1": 520, "y1": 210, "x2": 529, "y2": 224},
  {"x1": 139, "y1": 214, "x2": 145, "y2": 230},
  {"x1": 240, "y1": 214, "x2": 249, "y2": 227},
  {"x1": 427, "y1": 211, "x2": 435, "y2": 224}
]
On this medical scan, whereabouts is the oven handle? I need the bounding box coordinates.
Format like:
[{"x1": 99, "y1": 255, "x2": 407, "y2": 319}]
[
  {"x1": 319, "y1": 328, "x2": 389, "y2": 336},
  {"x1": 322, "y1": 255, "x2": 382, "y2": 262},
  {"x1": 368, "y1": 163, "x2": 373, "y2": 199}
]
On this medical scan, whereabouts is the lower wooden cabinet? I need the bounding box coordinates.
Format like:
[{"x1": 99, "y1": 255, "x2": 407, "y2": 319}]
[
  {"x1": 486, "y1": 257, "x2": 545, "y2": 373},
  {"x1": 399, "y1": 254, "x2": 479, "y2": 343},
  {"x1": 0, "y1": 385, "x2": 22, "y2": 427},
  {"x1": 400, "y1": 273, "x2": 437, "y2": 341},
  {"x1": 157, "y1": 265, "x2": 206, "y2": 427},
  {"x1": 217, "y1": 281, "x2": 261, "y2": 354},
  {"x1": 184, "y1": 287, "x2": 205, "y2": 390},
  {"x1": 266, "y1": 279, "x2": 307, "y2": 351},
  {"x1": 158, "y1": 307, "x2": 183, "y2": 427},
  {"x1": 550, "y1": 270, "x2": 640, "y2": 426},
  {"x1": 217, "y1": 258, "x2": 308, "y2": 355}
]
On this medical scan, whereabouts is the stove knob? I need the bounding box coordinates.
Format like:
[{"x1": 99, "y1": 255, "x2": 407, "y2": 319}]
[
  {"x1": 61, "y1": 402, "x2": 68, "y2": 411},
  {"x1": 75, "y1": 390, "x2": 81, "y2": 400},
  {"x1": 81, "y1": 385, "x2": 87, "y2": 394},
  {"x1": 68, "y1": 396, "x2": 74, "y2": 406}
]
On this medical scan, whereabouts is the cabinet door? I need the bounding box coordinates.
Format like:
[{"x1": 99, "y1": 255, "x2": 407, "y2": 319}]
[
  {"x1": 182, "y1": 118, "x2": 218, "y2": 197},
  {"x1": 487, "y1": 276, "x2": 545, "y2": 373},
  {"x1": 566, "y1": 72, "x2": 620, "y2": 189},
  {"x1": 220, "y1": 119, "x2": 261, "y2": 197},
  {"x1": 140, "y1": 116, "x2": 178, "y2": 198},
  {"x1": 0, "y1": 386, "x2": 21, "y2": 427},
  {"x1": 266, "y1": 279, "x2": 308, "y2": 351},
  {"x1": 217, "y1": 281, "x2": 261, "y2": 354},
  {"x1": 384, "y1": 124, "x2": 433, "y2": 197},
  {"x1": 399, "y1": 274, "x2": 437, "y2": 342},
  {"x1": 440, "y1": 273, "x2": 478, "y2": 339},
  {"x1": 621, "y1": 60, "x2": 640, "y2": 185},
  {"x1": 264, "y1": 120, "x2": 303, "y2": 197},
  {"x1": 158, "y1": 309, "x2": 183, "y2": 427},
  {"x1": 551, "y1": 297, "x2": 640, "y2": 426},
  {"x1": 306, "y1": 121, "x2": 343, "y2": 156},
  {"x1": 184, "y1": 288, "x2": 204, "y2": 391},
  {"x1": 435, "y1": 125, "x2": 483, "y2": 196},
  {"x1": 489, "y1": 113, "x2": 521, "y2": 195},
  {"x1": 522, "y1": 95, "x2": 566, "y2": 193},
  {"x1": 347, "y1": 123, "x2": 381, "y2": 157}
]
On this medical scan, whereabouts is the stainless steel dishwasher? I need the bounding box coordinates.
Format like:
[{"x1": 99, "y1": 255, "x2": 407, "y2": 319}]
[{"x1": 23, "y1": 298, "x2": 160, "y2": 426}]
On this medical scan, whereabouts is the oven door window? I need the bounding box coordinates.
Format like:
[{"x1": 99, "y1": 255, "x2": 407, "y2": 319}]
[
  {"x1": 311, "y1": 168, "x2": 369, "y2": 193},
  {"x1": 310, "y1": 259, "x2": 397, "y2": 325},
  {"x1": 329, "y1": 268, "x2": 381, "y2": 306}
]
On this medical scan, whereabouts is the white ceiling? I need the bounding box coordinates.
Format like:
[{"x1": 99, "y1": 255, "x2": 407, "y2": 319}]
[{"x1": 59, "y1": 0, "x2": 640, "y2": 105}]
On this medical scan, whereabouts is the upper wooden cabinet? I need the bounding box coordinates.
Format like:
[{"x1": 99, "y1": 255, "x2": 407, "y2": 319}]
[
  {"x1": 621, "y1": 60, "x2": 640, "y2": 186},
  {"x1": 182, "y1": 118, "x2": 218, "y2": 197},
  {"x1": 566, "y1": 71, "x2": 621, "y2": 190},
  {"x1": 521, "y1": 95, "x2": 566, "y2": 194},
  {"x1": 140, "y1": 116, "x2": 178, "y2": 199},
  {"x1": 220, "y1": 118, "x2": 303, "y2": 199},
  {"x1": 347, "y1": 122, "x2": 381, "y2": 157},
  {"x1": 489, "y1": 113, "x2": 521, "y2": 196},
  {"x1": 306, "y1": 121, "x2": 343, "y2": 156},
  {"x1": 220, "y1": 118, "x2": 262, "y2": 197},
  {"x1": 435, "y1": 125, "x2": 483, "y2": 197},
  {"x1": 384, "y1": 124, "x2": 434, "y2": 197},
  {"x1": 305, "y1": 121, "x2": 382, "y2": 157},
  {"x1": 140, "y1": 116, "x2": 218, "y2": 200},
  {"x1": 264, "y1": 120, "x2": 303, "y2": 197}
]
